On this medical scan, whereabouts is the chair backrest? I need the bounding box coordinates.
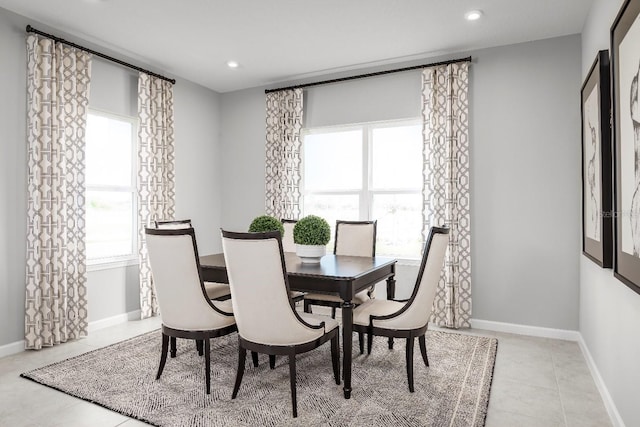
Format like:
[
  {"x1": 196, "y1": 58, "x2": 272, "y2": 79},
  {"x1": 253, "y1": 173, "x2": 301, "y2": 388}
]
[
  {"x1": 155, "y1": 219, "x2": 192, "y2": 229},
  {"x1": 376, "y1": 227, "x2": 449, "y2": 330},
  {"x1": 145, "y1": 227, "x2": 231, "y2": 330},
  {"x1": 334, "y1": 220, "x2": 377, "y2": 257},
  {"x1": 221, "y1": 229, "x2": 324, "y2": 346},
  {"x1": 281, "y1": 219, "x2": 297, "y2": 252}
]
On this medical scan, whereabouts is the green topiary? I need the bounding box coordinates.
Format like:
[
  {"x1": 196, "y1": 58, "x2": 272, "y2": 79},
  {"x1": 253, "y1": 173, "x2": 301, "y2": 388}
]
[
  {"x1": 293, "y1": 215, "x2": 331, "y2": 246},
  {"x1": 248, "y1": 215, "x2": 284, "y2": 236}
]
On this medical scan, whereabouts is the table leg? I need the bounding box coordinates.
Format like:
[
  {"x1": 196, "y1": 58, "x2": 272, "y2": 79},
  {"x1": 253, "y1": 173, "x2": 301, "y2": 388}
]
[
  {"x1": 386, "y1": 276, "x2": 396, "y2": 350},
  {"x1": 341, "y1": 300, "x2": 354, "y2": 399}
]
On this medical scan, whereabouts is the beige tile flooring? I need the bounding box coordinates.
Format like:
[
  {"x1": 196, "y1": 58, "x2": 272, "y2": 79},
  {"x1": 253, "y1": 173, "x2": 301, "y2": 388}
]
[{"x1": 0, "y1": 312, "x2": 612, "y2": 427}]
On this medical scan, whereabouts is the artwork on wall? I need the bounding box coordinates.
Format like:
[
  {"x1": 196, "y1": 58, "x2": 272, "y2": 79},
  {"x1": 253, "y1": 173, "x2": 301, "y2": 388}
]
[
  {"x1": 581, "y1": 50, "x2": 612, "y2": 268},
  {"x1": 612, "y1": 0, "x2": 640, "y2": 294}
]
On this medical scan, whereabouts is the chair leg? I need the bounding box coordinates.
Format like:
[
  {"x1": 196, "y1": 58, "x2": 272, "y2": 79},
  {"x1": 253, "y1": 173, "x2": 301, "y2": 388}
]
[
  {"x1": 331, "y1": 335, "x2": 341, "y2": 384},
  {"x1": 269, "y1": 355, "x2": 276, "y2": 369},
  {"x1": 170, "y1": 336, "x2": 177, "y2": 358},
  {"x1": 251, "y1": 351, "x2": 259, "y2": 367},
  {"x1": 156, "y1": 333, "x2": 169, "y2": 380},
  {"x1": 288, "y1": 352, "x2": 298, "y2": 418},
  {"x1": 418, "y1": 335, "x2": 429, "y2": 367},
  {"x1": 331, "y1": 307, "x2": 336, "y2": 319},
  {"x1": 367, "y1": 331, "x2": 373, "y2": 355},
  {"x1": 406, "y1": 336, "x2": 415, "y2": 393},
  {"x1": 204, "y1": 339, "x2": 211, "y2": 394},
  {"x1": 388, "y1": 337, "x2": 394, "y2": 350},
  {"x1": 303, "y1": 300, "x2": 312, "y2": 313},
  {"x1": 231, "y1": 346, "x2": 247, "y2": 399},
  {"x1": 358, "y1": 332, "x2": 364, "y2": 354},
  {"x1": 196, "y1": 340, "x2": 204, "y2": 356}
]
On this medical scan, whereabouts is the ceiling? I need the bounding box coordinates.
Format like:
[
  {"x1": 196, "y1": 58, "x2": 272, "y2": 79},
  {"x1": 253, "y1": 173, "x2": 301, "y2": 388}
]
[{"x1": 0, "y1": 0, "x2": 593, "y2": 93}]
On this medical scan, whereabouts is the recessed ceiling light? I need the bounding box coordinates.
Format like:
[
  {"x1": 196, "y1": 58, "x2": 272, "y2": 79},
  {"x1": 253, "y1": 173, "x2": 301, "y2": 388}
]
[
  {"x1": 465, "y1": 10, "x2": 483, "y2": 21},
  {"x1": 226, "y1": 60, "x2": 239, "y2": 69}
]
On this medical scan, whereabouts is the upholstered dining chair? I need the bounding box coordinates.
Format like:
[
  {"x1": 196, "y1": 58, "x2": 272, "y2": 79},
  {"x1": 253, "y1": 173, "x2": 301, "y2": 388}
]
[
  {"x1": 351, "y1": 226, "x2": 449, "y2": 392},
  {"x1": 303, "y1": 220, "x2": 377, "y2": 318},
  {"x1": 155, "y1": 219, "x2": 231, "y2": 301},
  {"x1": 279, "y1": 218, "x2": 306, "y2": 305},
  {"x1": 145, "y1": 227, "x2": 237, "y2": 394},
  {"x1": 221, "y1": 229, "x2": 340, "y2": 418}
]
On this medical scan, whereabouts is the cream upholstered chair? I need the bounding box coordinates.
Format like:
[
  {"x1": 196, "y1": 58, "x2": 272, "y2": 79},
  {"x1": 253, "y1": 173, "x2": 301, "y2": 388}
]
[
  {"x1": 303, "y1": 220, "x2": 377, "y2": 318},
  {"x1": 155, "y1": 219, "x2": 231, "y2": 301},
  {"x1": 221, "y1": 229, "x2": 340, "y2": 418},
  {"x1": 352, "y1": 226, "x2": 449, "y2": 392},
  {"x1": 145, "y1": 227, "x2": 237, "y2": 394},
  {"x1": 281, "y1": 219, "x2": 298, "y2": 253},
  {"x1": 280, "y1": 219, "x2": 306, "y2": 304}
]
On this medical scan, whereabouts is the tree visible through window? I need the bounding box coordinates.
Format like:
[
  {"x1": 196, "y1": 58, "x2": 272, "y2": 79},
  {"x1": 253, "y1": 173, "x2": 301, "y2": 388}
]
[
  {"x1": 302, "y1": 120, "x2": 423, "y2": 259},
  {"x1": 85, "y1": 110, "x2": 137, "y2": 263}
]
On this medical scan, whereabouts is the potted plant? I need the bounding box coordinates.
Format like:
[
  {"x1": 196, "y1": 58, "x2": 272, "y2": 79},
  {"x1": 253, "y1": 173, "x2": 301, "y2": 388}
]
[
  {"x1": 248, "y1": 215, "x2": 285, "y2": 236},
  {"x1": 293, "y1": 215, "x2": 331, "y2": 263}
]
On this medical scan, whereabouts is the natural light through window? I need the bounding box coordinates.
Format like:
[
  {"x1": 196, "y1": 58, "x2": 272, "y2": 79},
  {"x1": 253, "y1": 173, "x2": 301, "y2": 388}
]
[
  {"x1": 85, "y1": 110, "x2": 137, "y2": 264},
  {"x1": 302, "y1": 120, "x2": 423, "y2": 259}
]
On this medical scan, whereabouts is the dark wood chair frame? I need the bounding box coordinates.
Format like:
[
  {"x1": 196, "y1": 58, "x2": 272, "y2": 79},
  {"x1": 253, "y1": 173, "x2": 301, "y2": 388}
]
[
  {"x1": 146, "y1": 227, "x2": 238, "y2": 395},
  {"x1": 303, "y1": 220, "x2": 378, "y2": 318},
  {"x1": 280, "y1": 218, "x2": 305, "y2": 305},
  {"x1": 352, "y1": 226, "x2": 449, "y2": 392},
  {"x1": 222, "y1": 230, "x2": 340, "y2": 418}
]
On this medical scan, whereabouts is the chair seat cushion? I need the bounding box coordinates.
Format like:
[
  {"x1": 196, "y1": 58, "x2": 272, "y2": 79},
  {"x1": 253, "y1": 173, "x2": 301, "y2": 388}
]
[
  {"x1": 204, "y1": 282, "x2": 231, "y2": 300},
  {"x1": 211, "y1": 299, "x2": 233, "y2": 314},
  {"x1": 298, "y1": 313, "x2": 339, "y2": 333},
  {"x1": 289, "y1": 291, "x2": 306, "y2": 300},
  {"x1": 304, "y1": 289, "x2": 370, "y2": 305},
  {"x1": 353, "y1": 299, "x2": 404, "y2": 327}
]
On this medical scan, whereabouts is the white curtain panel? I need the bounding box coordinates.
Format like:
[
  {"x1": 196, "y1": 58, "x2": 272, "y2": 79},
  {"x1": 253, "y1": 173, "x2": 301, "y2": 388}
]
[
  {"x1": 137, "y1": 73, "x2": 175, "y2": 319},
  {"x1": 422, "y1": 62, "x2": 471, "y2": 329},
  {"x1": 24, "y1": 34, "x2": 92, "y2": 349},
  {"x1": 264, "y1": 89, "x2": 304, "y2": 219}
]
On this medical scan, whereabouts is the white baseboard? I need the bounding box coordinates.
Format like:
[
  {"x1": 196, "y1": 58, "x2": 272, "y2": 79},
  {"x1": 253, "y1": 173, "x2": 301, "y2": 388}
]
[
  {"x1": 0, "y1": 339, "x2": 25, "y2": 359},
  {"x1": 0, "y1": 309, "x2": 141, "y2": 359},
  {"x1": 88, "y1": 309, "x2": 141, "y2": 332},
  {"x1": 578, "y1": 335, "x2": 626, "y2": 427},
  {"x1": 470, "y1": 318, "x2": 580, "y2": 341}
]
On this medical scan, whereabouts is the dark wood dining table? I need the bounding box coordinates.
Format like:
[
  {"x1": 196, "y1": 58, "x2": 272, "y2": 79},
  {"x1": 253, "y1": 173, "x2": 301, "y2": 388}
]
[{"x1": 199, "y1": 251, "x2": 397, "y2": 399}]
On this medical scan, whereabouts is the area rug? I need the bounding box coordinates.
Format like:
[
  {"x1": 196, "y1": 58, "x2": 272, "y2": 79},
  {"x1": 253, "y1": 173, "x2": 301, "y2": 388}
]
[{"x1": 21, "y1": 329, "x2": 497, "y2": 426}]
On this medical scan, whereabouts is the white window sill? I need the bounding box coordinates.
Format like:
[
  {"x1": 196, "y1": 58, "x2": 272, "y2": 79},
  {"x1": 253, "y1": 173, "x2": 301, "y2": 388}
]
[{"x1": 87, "y1": 257, "x2": 139, "y2": 272}]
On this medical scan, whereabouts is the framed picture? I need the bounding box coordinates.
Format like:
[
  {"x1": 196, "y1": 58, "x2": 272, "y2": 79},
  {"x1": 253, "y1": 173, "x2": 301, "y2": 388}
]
[
  {"x1": 581, "y1": 50, "x2": 612, "y2": 268},
  {"x1": 612, "y1": 0, "x2": 640, "y2": 294}
]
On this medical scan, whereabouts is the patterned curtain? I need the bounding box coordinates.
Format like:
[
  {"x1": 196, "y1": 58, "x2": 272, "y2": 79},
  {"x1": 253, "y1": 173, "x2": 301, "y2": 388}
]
[
  {"x1": 422, "y1": 62, "x2": 471, "y2": 329},
  {"x1": 265, "y1": 89, "x2": 304, "y2": 219},
  {"x1": 137, "y1": 73, "x2": 175, "y2": 319},
  {"x1": 24, "y1": 35, "x2": 92, "y2": 349}
]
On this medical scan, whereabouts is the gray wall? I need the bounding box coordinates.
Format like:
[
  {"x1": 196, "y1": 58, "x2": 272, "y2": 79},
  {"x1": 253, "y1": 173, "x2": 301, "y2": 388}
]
[
  {"x1": 220, "y1": 35, "x2": 582, "y2": 329},
  {"x1": 581, "y1": 0, "x2": 640, "y2": 425},
  {"x1": 0, "y1": 7, "x2": 222, "y2": 346}
]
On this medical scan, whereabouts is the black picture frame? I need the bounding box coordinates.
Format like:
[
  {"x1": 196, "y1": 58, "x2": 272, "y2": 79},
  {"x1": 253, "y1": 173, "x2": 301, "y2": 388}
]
[
  {"x1": 611, "y1": 0, "x2": 640, "y2": 295},
  {"x1": 581, "y1": 50, "x2": 612, "y2": 268}
]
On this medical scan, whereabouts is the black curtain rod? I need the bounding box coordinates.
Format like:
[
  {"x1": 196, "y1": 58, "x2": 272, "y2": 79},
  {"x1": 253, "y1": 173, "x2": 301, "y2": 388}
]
[
  {"x1": 265, "y1": 56, "x2": 471, "y2": 94},
  {"x1": 26, "y1": 25, "x2": 176, "y2": 85}
]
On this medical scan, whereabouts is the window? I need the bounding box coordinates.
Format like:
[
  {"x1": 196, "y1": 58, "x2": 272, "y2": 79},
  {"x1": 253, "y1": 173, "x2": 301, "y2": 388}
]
[
  {"x1": 85, "y1": 110, "x2": 137, "y2": 265},
  {"x1": 302, "y1": 120, "x2": 423, "y2": 259}
]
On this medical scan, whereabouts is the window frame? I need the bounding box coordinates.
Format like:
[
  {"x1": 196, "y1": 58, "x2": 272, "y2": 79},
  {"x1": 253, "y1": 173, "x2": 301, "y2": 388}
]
[
  {"x1": 301, "y1": 118, "x2": 423, "y2": 262},
  {"x1": 85, "y1": 108, "x2": 139, "y2": 270}
]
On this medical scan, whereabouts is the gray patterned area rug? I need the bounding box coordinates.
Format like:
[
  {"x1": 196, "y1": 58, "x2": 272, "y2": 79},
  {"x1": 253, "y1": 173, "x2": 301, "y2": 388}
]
[{"x1": 21, "y1": 329, "x2": 497, "y2": 427}]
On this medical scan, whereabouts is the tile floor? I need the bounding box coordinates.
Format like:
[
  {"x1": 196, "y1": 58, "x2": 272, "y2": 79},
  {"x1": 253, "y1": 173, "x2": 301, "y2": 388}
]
[{"x1": 0, "y1": 312, "x2": 612, "y2": 427}]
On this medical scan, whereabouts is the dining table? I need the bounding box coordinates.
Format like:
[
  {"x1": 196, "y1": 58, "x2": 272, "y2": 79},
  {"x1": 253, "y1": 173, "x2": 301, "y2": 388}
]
[{"x1": 199, "y1": 251, "x2": 397, "y2": 399}]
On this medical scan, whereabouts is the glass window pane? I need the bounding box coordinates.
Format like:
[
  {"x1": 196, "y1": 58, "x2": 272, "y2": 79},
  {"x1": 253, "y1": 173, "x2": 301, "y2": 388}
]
[
  {"x1": 372, "y1": 193, "x2": 423, "y2": 259},
  {"x1": 372, "y1": 125, "x2": 422, "y2": 190},
  {"x1": 304, "y1": 130, "x2": 362, "y2": 191},
  {"x1": 86, "y1": 191, "x2": 134, "y2": 259},
  {"x1": 86, "y1": 114, "x2": 133, "y2": 187},
  {"x1": 303, "y1": 194, "x2": 359, "y2": 250}
]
